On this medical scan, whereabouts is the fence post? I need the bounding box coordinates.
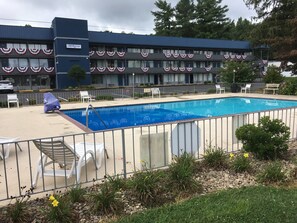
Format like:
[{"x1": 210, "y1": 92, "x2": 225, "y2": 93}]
[{"x1": 121, "y1": 129, "x2": 127, "y2": 178}]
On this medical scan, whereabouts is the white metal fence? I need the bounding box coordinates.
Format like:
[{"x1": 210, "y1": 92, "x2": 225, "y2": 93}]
[{"x1": 0, "y1": 106, "x2": 296, "y2": 203}]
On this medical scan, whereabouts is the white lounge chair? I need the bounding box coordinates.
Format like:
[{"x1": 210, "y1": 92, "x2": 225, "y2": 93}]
[
  {"x1": 151, "y1": 88, "x2": 160, "y2": 98},
  {"x1": 80, "y1": 91, "x2": 94, "y2": 103},
  {"x1": 7, "y1": 94, "x2": 19, "y2": 108},
  {"x1": 32, "y1": 139, "x2": 108, "y2": 187},
  {"x1": 241, "y1": 84, "x2": 251, "y2": 93},
  {"x1": 215, "y1": 85, "x2": 225, "y2": 94},
  {"x1": 0, "y1": 137, "x2": 21, "y2": 159}
]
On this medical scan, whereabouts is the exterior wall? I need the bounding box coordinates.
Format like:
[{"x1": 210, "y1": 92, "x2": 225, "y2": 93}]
[{"x1": 0, "y1": 17, "x2": 254, "y2": 90}]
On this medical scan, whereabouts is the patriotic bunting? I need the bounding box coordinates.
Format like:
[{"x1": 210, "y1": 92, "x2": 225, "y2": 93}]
[
  {"x1": 117, "y1": 52, "x2": 125, "y2": 57},
  {"x1": 107, "y1": 67, "x2": 116, "y2": 72},
  {"x1": 31, "y1": 67, "x2": 42, "y2": 73},
  {"x1": 179, "y1": 67, "x2": 185, "y2": 72},
  {"x1": 164, "y1": 67, "x2": 170, "y2": 72},
  {"x1": 15, "y1": 48, "x2": 26, "y2": 55},
  {"x1": 2, "y1": 67, "x2": 14, "y2": 73},
  {"x1": 205, "y1": 53, "x2": 212, "y2": 59},
  {"x1": 180, "y1": 54, "x2": 187, "y2": 58},
  {"x1": 96, "y1": 51, "x2": 105, "y2": 56},
  {"x1": 0, "y1": 48, "x2": 13, "y2": 54},
  {"x1": 141, "y1": 67, "x2": 149, "y2": 72},
  {"x1": 242, "y1": 55, "x2": 247, "y2": 60},
  {"x1": 224, "y1": 54, "x2": 230, "y2": 59},
  {"x1": 187, "y1": 54, "x2": 194, "y2": 58},
  {"x1": 186, "y1": 67, "x2": 193, "y2": 72},
  {"x1": 117, "y1": 67, "x2": 125, "y2": 72},
  {"x1": 107, "y1": 51, "x2": 115, "y2": 57},
  {"x1": 17, "y1": 67, "x2": 28, "y2": 73},
  {"x1": 29, "y1": 49, "x2": 40, "y2": 55},
  {"x1": 42, "y1": 49, "x2": 53, "y2": 55},
  {"x1": 164, "y1": 52, "x2": 171, "y2": 58},
  {"x1": 141, "y1": 52, "x2": 149, "y2": 58},
  {"x1": 236, "y1": 55, "x2": 242, "y2": 59},
  {"x1": 90, "y1": 67, "x2": 96, "y2": 73},
  {"x1": 173, "y1": 53, "x2": 179, "y2": 58},
  {"x1": 205, "y1": 67, "x2": 212, "y2": 72},
  {"x1": 97, "y1": 67, "x2": 106, "y2": 72},
  {"x1": 172, "y1": 67, "x2": 178, "y2": 71},
  {"x1": 44, "y1": 67, "x2": 54, "y2": 73},
  {"x1": 89, "y1": 51, "x2": 95, "y2": 57}
]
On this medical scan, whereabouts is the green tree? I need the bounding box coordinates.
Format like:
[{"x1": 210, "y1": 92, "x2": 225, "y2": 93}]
[
  {"x1": 175, "y1": 0, "x2": 195, "y2": 37},
  {"x1": 219, "y1": 61, "x2": 256, "y2": 84},
  {"x1": 244, "y1": 0, "x2": 297, "y2": 68},
  {"x1": 195, "y1": 0, "x2": 231, "y2": 39},
  {"x1": 151, "y1": 0, "x2": 175, "y2": 36},
  {"x1": 232, "y1": 18, "x2": 256, "y2": 41},
  {"x1": 263, "y1": 65, "x2": 284, "y2": 83},
  {"x1": 68, "y1": 65, "x2": 86, "y2": 86}
]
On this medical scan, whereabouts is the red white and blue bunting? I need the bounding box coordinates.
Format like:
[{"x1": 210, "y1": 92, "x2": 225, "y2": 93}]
[
  {"x1": 97, "y1": 67, "x2": 106, "y2": 72},
  {"x1": 117, "y1": 67, "x2": 125, "y2": 72},
  {"x1": 15, "y1": 48, "x2": 26, "y2": 55},
  {"x1": 141, "y1": 52, "x2": 149, "y2": 58},
  {"x1": 141, "y1": 67, "x2": 149, "y2": 72},
  {"x1": 89, "y1": 51, "x2": 95, "y2": 57},
  {"x1": 31, "y1": 67, "x2": 42, "y2": 73},
  {"x1": 180, "y1": 54, "x2": 187, "y2": 58},
  {"x1": 42, "y1": 49, "x2": 53, "y2": 55},
  {"x1": 205, "y1": 67, "x2": 212, "y2": 72},
  {"x1": 224, "y1": 54, "x2": 230, "y2": 59},
  {"x1": 186, "y1": 67, "x2": 193, "y2": 72},
  {"x1": 242, "y1": 55, "x2": 247, "y2": 60},
  {"x1": 164, "y1": 67, "x2": 170, "y2": 72},
  {"x1": 179, "y1": 67, "x2": 185, "y2": 72},
  {"x1": 29, "y1": 49, "x2": 40, "y2": 55},
  {"x1": 0, "y1": 48, "x2": 13, "y2": 54},
  {"x1": 44, "y1": 67, "x2": 54, "y2": 73},
  {"x1": 96, "y1": 51, "x2": 105, "y2": 57},
  {"x1": 187, "y1": 54, "x2": 194, "y2": 59},
  {"x1": 90, "y1": 67, "x2": 96, "y2": 73},
  {"x1": 2, "y1": 67, "x2": 14, "y2": 73},
  {"x1": 172, "y1": 67, "x2": 178, "y2": 71},
  {"x1": 17, "y1": 67, "x2": 29, "y2": 73},
  {"x1": 107, "y1": 51, "x2": 115, "y2": 57},
  {"x1": 117, "y1": 52, "x2": 125, "y2": 57},
  {"x1": 173, "y1": 53, "x2": 179, "y2": 58},
  {"x1": 164, "y1": 52, "x2": 171, "y2": 58},
  {"x1": 107, "y1": 67, "x2": 116, "y2": 72},
  {"x1": 205, "y1": 53, "x2": 212, "y2": 59}
]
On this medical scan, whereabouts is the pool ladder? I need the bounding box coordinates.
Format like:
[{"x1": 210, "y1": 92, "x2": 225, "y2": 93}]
[{"x1": 85, "y1": 104, "x2": 108, "y2": 129}]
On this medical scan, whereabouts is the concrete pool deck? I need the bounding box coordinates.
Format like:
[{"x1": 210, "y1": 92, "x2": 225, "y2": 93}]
[
  {"x1": 1, "y1": 92, "x2": 297, "y2": 140},
  {"x1": 1, "y1": 92, "x2": 297, "y2": 203}
]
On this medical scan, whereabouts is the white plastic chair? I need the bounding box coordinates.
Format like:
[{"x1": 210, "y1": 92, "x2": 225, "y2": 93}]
[
  {"x1": 32, "y1": 139, "x2": 108, "y2": 187},
  {"x1": 215, "y1": 85, "x2": 225, "y2": 94},
  {"x1": 151, "y1": 88, "x2": 160, "y2": 98},
  {"x1": 0, "y1": 137, "x2": 21, "y2": 159},
  {"x1": 241, "y1": 84, "x2": 251, "y2": 93},
  {"x1": 7, "y1": 94, "x2": 19, "y2": 108},
  {"x1": 80, "y1": 91, "x2": 94, "y2": 103}
]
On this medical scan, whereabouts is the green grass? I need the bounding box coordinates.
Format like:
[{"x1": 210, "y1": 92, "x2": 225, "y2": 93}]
[{"x1": 115, "y1": 186, "x2": 297, "y2": 223}]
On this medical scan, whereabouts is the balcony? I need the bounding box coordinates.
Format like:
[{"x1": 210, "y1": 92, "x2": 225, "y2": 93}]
[
  {"x1": 0, "y1": 48, "x2": 54, "y2": 58},
  {"x1": 1, "y1": 67, "x2": 55, "y2": 75}
]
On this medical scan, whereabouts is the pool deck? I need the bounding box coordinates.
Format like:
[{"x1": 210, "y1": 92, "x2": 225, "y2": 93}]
[{"x1": 1, "y1": 93, "x2": 297, "y2": 140}]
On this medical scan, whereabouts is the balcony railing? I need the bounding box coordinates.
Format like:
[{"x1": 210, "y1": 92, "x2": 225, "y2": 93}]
[
  {"x1": 0, "y1": 48, "x2": 54, "y2": 58},
  {"x1": 1, "y1": 67, "x2": 55, "y2": 75}
]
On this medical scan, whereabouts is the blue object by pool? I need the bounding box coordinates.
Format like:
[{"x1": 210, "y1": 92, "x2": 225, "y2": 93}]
[{"x1": 62, "y1": 97, "x2": 297, "y2": 131}]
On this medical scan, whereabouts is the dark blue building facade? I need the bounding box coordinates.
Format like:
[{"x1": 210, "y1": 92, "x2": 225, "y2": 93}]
[{"x1": 0, "y1": 17, "x2": 253, "y2": 90}]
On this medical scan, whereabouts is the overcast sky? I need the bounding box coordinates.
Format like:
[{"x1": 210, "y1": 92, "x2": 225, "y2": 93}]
[{"x1": 0, "y1": 0, "x2": 257, "y2": 35}]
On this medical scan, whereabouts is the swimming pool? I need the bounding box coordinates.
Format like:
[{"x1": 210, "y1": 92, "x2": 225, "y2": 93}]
[{"x1": 62, "y1": 97, "x2": 297, "y2": 131}]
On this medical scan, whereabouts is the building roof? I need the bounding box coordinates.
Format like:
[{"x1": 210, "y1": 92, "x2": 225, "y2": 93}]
[
  {"x1": 88, "y1": 31, "x2": 251, "y2": 50},
  {"x1": 0, "y1": 25, "x2": 53, "y2": 41}
]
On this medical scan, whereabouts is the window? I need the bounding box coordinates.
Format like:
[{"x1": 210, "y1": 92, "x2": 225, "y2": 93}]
[
  {"x1": 8, "y1": 58, "x2": 18, "y2": 67},
  {"x1": 39, "y1": 59, "x2": 48, "y2": 67},
  {"x1": 127, "y1": 48, "x2": 141, "y2": 53},
  {"x1": 30, "y1": 59, "x2": 39, "y2": 67},
  {"x1": 19, "y1": 58, "x2": 29, "y2": 67}
]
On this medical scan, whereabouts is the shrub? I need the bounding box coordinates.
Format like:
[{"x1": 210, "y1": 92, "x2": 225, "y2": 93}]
[
  {"x1": 45, "y1": 194, "x2": 76, "y2": 223},
  {"x1": 169, "y1": 152, "x2": 201, "y2": 192},
  {"x1": 257, "y1": 162, "x2": 286, "y2": 183},
  {"x1": 236, "y1": 116, "x2": 290, "y2": 160},
  {"x1": 128, "y1": 169, "x2": 165, "y2": 207},
  {"x1": 67, "y1": 186, "x2": 86, "y2": 203},
  {"x1": 89, "y1": 182, "x2": 123, "y2": 215},
  {"x1": 203, "y1": 147, "x2": 228, "y2": 169},
  {"x1": 95, "y1": 95, "x2": 114, "y2": 101},
  {"x1": 106, "y1": 174, "x2": 127, "y2": 191},
  {"x1": 263, "y1": 65, "x2": 284, "y2": 83},
  {"x1": 230, "y1": 152, "x2": 252, "y2": 173},
  {"x1": 279, "y1": 77, "x2": 297, "y2": 95}
]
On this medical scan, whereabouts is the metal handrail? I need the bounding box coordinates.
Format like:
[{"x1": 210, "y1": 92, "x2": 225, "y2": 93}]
[{"x1": 85, "y1": 104, "x2": 108, "y2": 129}]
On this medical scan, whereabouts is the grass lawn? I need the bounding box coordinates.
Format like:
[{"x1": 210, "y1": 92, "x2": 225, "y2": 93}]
[{"x1": 115, "y1": 186, "x2": 297, "y2": 223}]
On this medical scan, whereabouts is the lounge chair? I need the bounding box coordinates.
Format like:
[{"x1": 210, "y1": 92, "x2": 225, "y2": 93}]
[
  {"x1": 151, "y1": 88, "x2": 160, "y2": 98},
  {"x1": 44, "y1": 92, "x2": 61, "y2": 113},
  {"x1": 241, "y1": 84, "x2": 251, "y2": 93},
  {"x1": 32, "y1": 139, "x2": 108, "y2": 187},
  {"x1": 215, "y1": 84, "x2": 225, "y2": 94},
  {"x1": 7, "y1": 94, "x2": 19, "y2": 108},
  {"x1": 80, "y1": 91, "x2": 94, "y2": 103},
  {"x1": 0, "y1": 137, "x2": 22, "y2": 159}
]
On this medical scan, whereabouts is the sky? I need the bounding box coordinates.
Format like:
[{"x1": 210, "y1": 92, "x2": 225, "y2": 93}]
[{"x1": 0, "y1": 0, "x2": 257, "y2": 35}]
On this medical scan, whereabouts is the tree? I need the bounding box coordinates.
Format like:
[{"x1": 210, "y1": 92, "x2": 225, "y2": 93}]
[
  {"x1": 263, "y1": 65, "x2": 284, "y2": 83},
  {"x1": 219, "y1": 61, "x2": 256, "y2": 84},
  {"x1": 231, "y1": 18, "x2": 256, "y2": 41},
  {"x1": 195, "y1": 0, "x2": 231, "y2": 39},
  {"x1": 151, "y1": 0, "x2": 175, "y2": 36},
  {"x1": 68, "y1": 65, "x2": 86, "y2": 86},
  {"x1": 175, "y1": 0, "x2": 195, "y2": 37},
  {"x1": 244, "y1": 0, "x2": 297, "y2": 69}
]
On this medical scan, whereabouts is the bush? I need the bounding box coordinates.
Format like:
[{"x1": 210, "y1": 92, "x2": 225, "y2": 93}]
[
  {"x1": 279, "y1": 77, "x2": 297, "y2": 95},
  {"x1": 236, "y1": 116, "x2": 290, "y2": 160},
  {"x1": 89, "y1": 182, "x2": 123, "y2": 215},
  {"x1": 128, "y1": 170, "x2": 166, "y2": 207},
  {"x1": 230, "y1": 152, "x2": 252, "y2": 173},
  {"x1": 257, "y1": 162, "x2": 286, "y2": 183},
  {"x1": 169, "y1": 152, "x2": 201, "y2": 192},
  {"x1": 67, "y1": 186, "x2": 86, "y2": 203},
  {"x1": 263, "y1": 65, "x2": 284, "y2": 83},
  {"x1": 95, "y1": 95, "x2": 114, "y2": 101},
  {"x1": 203, "y1": 147, "x2": 228, "y2": 169}
]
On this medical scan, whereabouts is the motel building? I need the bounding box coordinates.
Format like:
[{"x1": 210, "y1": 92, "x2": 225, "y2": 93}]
[{"x1": 0, "y1": 17, "x2": 253, "y2": 90}]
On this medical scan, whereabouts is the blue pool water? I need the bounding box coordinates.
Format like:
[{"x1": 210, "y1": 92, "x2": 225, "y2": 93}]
[{"x1": 62, "y1": 97, "x2": 297, "y2": 131}]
